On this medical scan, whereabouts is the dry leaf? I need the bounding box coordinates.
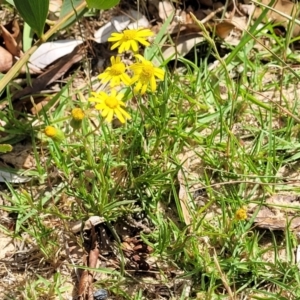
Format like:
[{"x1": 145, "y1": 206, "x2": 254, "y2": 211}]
[
  {"x1": 5, "y1": 19, "x2": 22, "y2": 46},
  {"x1": 12, "y1": 43, "x2": 86, "y2": 101},
  {"x1": 71, "y1": 216, "x2": 105, "y2": 234},
  {"x1": 0, "y1": 24, "x2": 21, "y2": 57},
  {"x1": 251, "y1": 194, "x2": 300, "y2": 232},
  {"x1": 177, "y1": 169, "x2": 192, "y2": 227},
  {"x1": 0, "y1": 46, "x2": 13, "y2": 72},
  {"x1": 158, "y1": 0, "x2": 174, "y2": 22},
  {"x1": 252, "y1": 0, "x2": 300, "y2": 37},
  {"x1": 162, "y1": 32, "x2": 204, "y2": 60},
  {"x1": 0, "y1": 169, "x2": 30, "y2": 183},
  {"x1": 29, "y1": 40, "x2": 83, "y2": 69},
  {"x1": 215, "y1": 21, "x2": 236, "y2": 39}
]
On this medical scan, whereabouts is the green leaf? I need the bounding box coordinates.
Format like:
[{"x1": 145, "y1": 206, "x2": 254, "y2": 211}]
[
  {"x1": 85, "y1": 0, "x2": 120, "y2": 10},
  {"x1": 0, "y1": 144, "x2": 13, "y2": 153},
  {"x1": 5, "y1": 0, "x2": 15, "y2": 6},
  {"x1": 13, "y1": 0, "x2": 49, "y2": 37},
  {"x1": 23, "y1": 22, "x2": 34, "y2": 51},
  {"x1": 59, "y1": 0, "x2": 88, "y2": 30}
]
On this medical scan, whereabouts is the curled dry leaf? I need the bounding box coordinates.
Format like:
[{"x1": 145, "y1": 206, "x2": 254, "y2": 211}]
[
  {"x1": 0, "y1": 46, "x2": 13, "y2": 73},
  {"x1": 162, "y1": 32, "x2": 204, "y2": 60},
  {"x1": 71, "y1": 216, "x2": 105, "y2": 234},
  {"x1": 0, "y1": 24, "x2": 22, "y2": 57},
  {"x1": 215, "y1": 21, "x2": 236, "y2": 39}
]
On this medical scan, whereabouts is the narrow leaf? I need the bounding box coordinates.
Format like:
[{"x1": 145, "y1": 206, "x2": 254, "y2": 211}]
[
  {"x1": 13, "y1": 0, "x2": 49, "y2": 37},
  {"x1": 59, "y1": 0, "x2": 88, "y2": 30},
  {"x1": 86, "y1": 0, "x2": 120, "y2": 10}
]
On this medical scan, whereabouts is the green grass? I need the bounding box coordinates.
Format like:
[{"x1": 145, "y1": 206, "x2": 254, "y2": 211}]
[{"x1": 2, "y1": 4, "x2": 300, "y2": 300}]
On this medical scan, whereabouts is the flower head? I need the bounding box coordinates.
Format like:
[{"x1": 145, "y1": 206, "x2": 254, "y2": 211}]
[
  {"x1": 44, "y1": 126, "x2": 65, "y2": 142},
  {"x1": 70, "y1": 108, "x2": 85, "y2": 130},
  {"x1": 71, "y1": 108, "x2": 85, "y2": 121},
  {"x1": 130, "y1": 54, "x2": 165, "y2": 94},
  {"x1": 98, "y1": 56, "x2": 131, "y2": 87},
  {"x1": 88, "y1": 90, "x2": 131, "y2": 124},
  {"x1": 108, "y1": 28, "x2": 154, "y2": 53},
  {"x1": 235, "y1": 208, "x2": 247, "y2": 221}
]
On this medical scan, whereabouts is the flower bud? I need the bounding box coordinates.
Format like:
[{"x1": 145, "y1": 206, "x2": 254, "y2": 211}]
[
  {"x1": 44, "y1": 126, "x2": 65, "y2": 142},
  {"x1": 70, "y1": 108, "x2": 85, "y2": 130}
]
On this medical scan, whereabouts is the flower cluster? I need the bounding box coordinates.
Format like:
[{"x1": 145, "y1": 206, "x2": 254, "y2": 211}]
[{"x1": 89, "y1": 28, "x2": 165, "y2": 124}]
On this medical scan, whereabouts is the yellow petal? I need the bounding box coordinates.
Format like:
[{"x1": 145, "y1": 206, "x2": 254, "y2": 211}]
[
  {"x1": 118, "y1": 42, "x2": 126, "y2": 53},
  {"x1": 141, "y1": 84, "x2": 148, "y2": 95},
  {"x1": 131, "y1": 40, "x2": 139, "y2": 52},
  {"x1": 154, "y1": 68, "x2": 165, "y2": 80},
  {"x1": 150, "y1": 76, "x2": 156, "y2": 92},
  {"x1": 108, "y1": 33, "x2": 123, "y2": 41},
  {"x1": 111, "y1": 42, "x2": 120, "y2": 50},
  {"x1": 135, "y1": 81, "x2": 142, "y2": 92},
  {"x1": 118, "y1": 107, "x2": 131, "y2": 120},
  {"x1": 106, "y1": 110, "x2": 114, "y2": 123},
  {"x1": 121, "y1": 73, "x2": 132, "y2": 86},
  {"x1": 102, "y1": 107, "x2": 110, "y2": 115},
  {"x1": 110, "y1": 56, "x2": 116, "y2": 65},
  {"x1": 110, "y1": 77, "x2": 120, "y2": 87},
  {"x1": 134, "y1": 54, "x2": 144, "y2": 62},
  {"x1": 136, "y1": 38, "x2": 150, "y2": 47},
  {"x1": 115, "y1": 108, "x2": 126, "y2": 123}
]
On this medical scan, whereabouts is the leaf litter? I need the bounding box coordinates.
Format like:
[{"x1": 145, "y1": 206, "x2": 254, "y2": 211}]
[{"x1": 2, "y1": 0, "x2": 300, "y2": 299}]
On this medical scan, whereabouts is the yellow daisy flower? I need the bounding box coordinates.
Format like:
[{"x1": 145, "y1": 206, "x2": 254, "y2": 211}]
[
  {"x1": 88, "y1": 90, "x2": 131, "y2": 123},
  {"x1": 108, "y1": 28, "x2": 154, "y2": 53},
  {"x1": 98, "y1": 56, "x2": 131, "y2": 87},
  {"x1": 130, "y1": 54, "x2": 165, "y2": 94}
]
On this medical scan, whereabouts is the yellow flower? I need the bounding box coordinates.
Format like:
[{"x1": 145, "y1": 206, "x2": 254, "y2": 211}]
[
  {"x1": 235, "y1": 208, "x2": 247, "y2": 221},
  {"x1": 71, "y1": 108, "x2": 85, "y2": 121},
  {"x1": 108, "y1": 28, "x2": 154, "y2": 53},
  {"x1": 130, "y1": 54, "x2": 165, "y2": 94},
  {"x1": 70, "y1": 108, "x2": 85, "y2": 130},
  {"x1": 88, "y1": 90, "x2": 131, "y2": 123},
  {"x1": 98, "y1": 56, "x2": 131, "y2": 87},
  {"x1": 44, "y1": 126, "x2": 65, "y2": 142}
]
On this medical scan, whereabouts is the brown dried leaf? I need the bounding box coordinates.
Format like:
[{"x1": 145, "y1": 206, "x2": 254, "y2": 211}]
[
  {"x1": 251, "y1": 194, "x2": 300, "y2": 231},
  {"x1": 252, "y1": 0, "x2": 300, "y2": 37},
  {"x1": 158, "y1": 0, "x2": 174, "y2": 22},
  {"x1": 10, "y1": 19, "x2": 21, "y2": 41},
  {"x1": 177, "y1": 169, "x2": 192, "y2": 227},
  {"x1": 78, "y1": 270, "x2": 93, "y2": 299},
  {"x1": 12, "y1": 43, "x2": 86, "y2": 101},
  {"x1": 0, "y1": 24, "x2": 22, "y2": 57},
  {"x1": 162, "y1": 32, "x2": 204, "y2": 60},
  {"x1": 0, "y1": 46, "x2": 13, "y2": 72},
  {"x1": 215, "y1": 21, "x2": 236, "y2": 39}
]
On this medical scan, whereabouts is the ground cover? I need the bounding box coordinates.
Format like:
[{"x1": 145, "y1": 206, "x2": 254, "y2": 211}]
[{"x1": 1, "y1": 0, "x2": 300, "y2": 299}]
